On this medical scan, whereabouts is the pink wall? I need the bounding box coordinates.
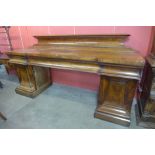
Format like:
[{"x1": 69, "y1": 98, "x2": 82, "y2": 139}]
[{"x1": 0, "y1": 26, "x2": 153, "y2": 91}]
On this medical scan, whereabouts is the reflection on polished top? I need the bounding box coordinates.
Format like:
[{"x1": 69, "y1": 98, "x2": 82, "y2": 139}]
[{"x1": 7, "y1": 34, "x2": 145, "y2": 67}]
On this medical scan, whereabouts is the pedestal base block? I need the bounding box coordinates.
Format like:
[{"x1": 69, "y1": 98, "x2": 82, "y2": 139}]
[{"x1": 95, "y1": 110, "x2": 130, "y2": 126}]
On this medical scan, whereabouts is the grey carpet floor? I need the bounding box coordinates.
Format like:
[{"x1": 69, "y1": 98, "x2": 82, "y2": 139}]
[{"x1": 0, "y1": 65, "x2": 144, "y2": 129}]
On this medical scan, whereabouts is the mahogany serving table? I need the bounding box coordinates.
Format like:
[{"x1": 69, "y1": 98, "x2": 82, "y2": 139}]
[{"x1": 6, "y1": 34, "x2": 145, "y2": 126}]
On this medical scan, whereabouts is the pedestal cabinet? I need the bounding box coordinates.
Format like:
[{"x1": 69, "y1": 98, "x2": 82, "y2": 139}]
[{"x1": 14, "y1": 64, "x2": 52, "y2": 98}]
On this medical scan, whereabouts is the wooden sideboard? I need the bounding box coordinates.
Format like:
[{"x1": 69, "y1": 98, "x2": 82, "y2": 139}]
[{"x1": 6, "y1": 34, "x2": 145, "y2": 126}]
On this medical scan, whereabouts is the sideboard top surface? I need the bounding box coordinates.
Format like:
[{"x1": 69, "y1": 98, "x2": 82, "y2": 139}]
[{"x1": 7, "y1": 34, "x2": 145, "y2": 67}]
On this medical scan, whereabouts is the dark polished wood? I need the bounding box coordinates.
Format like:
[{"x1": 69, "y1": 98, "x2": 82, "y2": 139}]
[
  {"x1": 96, "y1": 76, "x2": 137, "y2": 126},
  {"x1": 6, "y1": 34, "x2": 145, "y2": 126},
  {"x1": 15, "y1": 65, "x2": 52, "y2": 98}
]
